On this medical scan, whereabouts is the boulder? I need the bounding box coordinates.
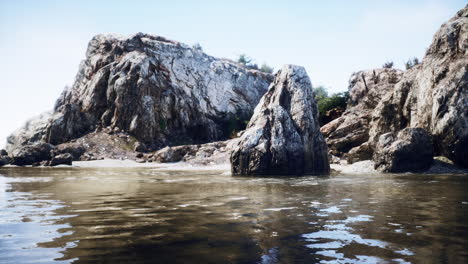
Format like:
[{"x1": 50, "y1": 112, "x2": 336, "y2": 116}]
[
  {"x1": 320, "y1": 68, "x2": 403, "y2": 158},
  {"x1": 53, "y1": 144, "x2": 86, "y2": 160},
  {"x1": 347, "y1": 142, "x2": 373, "y2": 164},
  {"x1": 373, "y1": 128, "x2": 434, "y2": 172},
  {"x1": 154, "y1": 145, "x2": 198, "y2": 163},
  {"x1": 230, "y1": 65, "x2": 330, "y2": 176},
  {"x1": 134, "y1": 142, "x2": 148, "y2": 153},
  {"x1": 10, "y1": 143, "x2": 55, "y2": 166},
  {"x1": 0, "y1": 155, "x2": 10, "y2": 166},
  {"x1": 49, "y1": 153, "x2": 73, "y2": 166},
  {"x1": 6, "y1": 33, "x2": 272, "y2": 155},
  {"x1": 369, "y1": 6, "x2": 468, "y2": 168},
  {"x1": 0, "y1": 149, "x2": 7, "y2": 156}
]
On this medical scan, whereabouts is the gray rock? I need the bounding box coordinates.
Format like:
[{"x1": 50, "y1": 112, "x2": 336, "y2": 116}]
[
  {"x1": 134, "y1": 142, "x2": 148, "y2": 153},
  {"x1": 10, "y1": 143, "x2": 55, "y2": 166},
  {"x1": 49, "y1": 153, "x2": 73, "y2": 166},
  {"x1": 320, "y1": 68, "x2": 403, "y2": 158},
  {"x1": 6, "y1": 33, "x2": 272, "y2": 154},
  {"x1": 0, "y1": 155, "x2": 10, "y2": 166},
  {"x1": 53, "y1": 144, "x2": 86, "y2": 160},
  {"x1": 347, "y1": 142, "x2": 373, "y2": 164},
  {"x1": 373, "y1": 128, "x2": 434, "y2": 172},
  {"x1": 154, "y1": 145, "x2": 199, "y2": 163},
  {"x1": 0, "y1": 149, "x2": 7, "y2": 156},
  {"x1": 231, "y1": 65, "x2": 330, "y2": 176},
  {"x1": 369, "y1": 6, "x2": 468, "y2": 168}
]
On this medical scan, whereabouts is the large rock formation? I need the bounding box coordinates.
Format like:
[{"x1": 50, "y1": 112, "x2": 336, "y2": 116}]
[
  {"x1": 320, "y1": 68, "x2": 403, "y2": 159},
  {"x1": 6, "y1": 33, "x2": 272, "y2": 160},
  {"x1": 369, "y1": 6, "x2": 468, "y2": 168},
  {"x1": 373, "y1": 128, "x2": 434, "y2": 172},
  {"x1": 230, "y1": 65, "x2": 330, "y2": 176}
]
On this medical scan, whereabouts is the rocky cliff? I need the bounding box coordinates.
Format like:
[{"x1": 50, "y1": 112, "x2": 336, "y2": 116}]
[
  {"x1": 6, "y1": 33, "x2": 273, "y2": 160},
  {"x1": 231, "y1": 65, "x2": 330, "y2": 175},
  {"x1": 320, "y1": 68, "x2": 403, "y2": 159},
  {"x1": 369, "y1": 6, "x2": 468, "y2": 168}
]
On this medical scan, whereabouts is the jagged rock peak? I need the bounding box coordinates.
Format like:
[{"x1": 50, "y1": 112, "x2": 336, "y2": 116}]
[
  {"x1": 231, "y1": 65, "x2": 330, "y2": 176},
  {"x1": 369, "y1": 5, "x2": 468, "y2": 168},
  {"x1": 6, "y1": 32, "x2": 274, "y2": 158}
]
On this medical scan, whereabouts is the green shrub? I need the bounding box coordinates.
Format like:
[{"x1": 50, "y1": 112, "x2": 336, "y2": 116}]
[
  {"x1": 192, "y1": 43, "x2": 203, "y2": 51},
  {"x1": 405, "y1": 57, "x2": 420, "y2": 70},
  {"x1": 236, "y1": 54, "x2": 274, "y2": 74},
  {"x1": 237, "y1": 54, "x2": 252, "y2": 65},
  {"x1": 313, "y1": 86, "x2": 349, "y2": 126},
  {"x1": 260, "y1": 63, "x2": 274, "y2": 74},
  {"x1": 382, "y1": 61, "x2": 394, "y2": 68}
]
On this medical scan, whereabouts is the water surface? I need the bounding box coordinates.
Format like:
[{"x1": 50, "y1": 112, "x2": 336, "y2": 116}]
[{"x1": 1, "y1": 167, "x2": 467, "y2": 263}]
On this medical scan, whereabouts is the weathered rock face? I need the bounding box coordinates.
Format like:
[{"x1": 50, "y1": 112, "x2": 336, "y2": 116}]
[
  {"x1": 6, "y1": 33, "x2": 272, "y2": 156},
  {"x1": 320, "y1": 68, "x2": 403, "y2": 158},
  {"x1": 231, "y1": 65, "x2": 330, "y2": 176},
  {"x1": 369, "y1": 6, "x2": 468, "y2": 168},
  {"x1": 10, "y1": 143, "x2": 55, "y2": 166},
  {"x1": 374, "y1": 128, "x2": 434, "y2": 172}
]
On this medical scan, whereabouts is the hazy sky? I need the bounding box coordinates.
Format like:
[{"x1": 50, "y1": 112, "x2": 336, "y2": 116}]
[{"x1": 0, "y1": 0, "x2": 466, "y2": 148}]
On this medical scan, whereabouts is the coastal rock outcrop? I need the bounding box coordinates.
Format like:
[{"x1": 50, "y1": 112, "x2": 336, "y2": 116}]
[
  {"x1": 6, "y1": 33, "x2": 273, "y2": 160},
  {"x1": 373, "y1": 128, "x2": 434, "y2": 172},
  {"x1": 10, "y1": 143, "x2": 55, "y2": 166},
  {"x1": 369, "y1": 6, "x2": 468, "y2": 168},
  {"x1": 320, "y1": 68, "x2": 403, "y2": 159},
  {"x1": 230, "y1": 65, "x2": 329, "y2": 176}
]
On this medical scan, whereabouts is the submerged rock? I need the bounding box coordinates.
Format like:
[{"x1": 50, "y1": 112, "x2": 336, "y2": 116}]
[
  {"x1": 231, "y1": 65, "x2": 330, "y2": 176},
  {"x1": 6, "y1": 33, "x2": 272, "y2": 158},
  {"x1": 320, "y1": 68, "x2": 403, "y2": 159},
  {"x1": 373, "y1": 128, "x2": 434, "y2": 173},
  {"x1": 369, "y1": 6, "x2": 468, "y2": 168}
]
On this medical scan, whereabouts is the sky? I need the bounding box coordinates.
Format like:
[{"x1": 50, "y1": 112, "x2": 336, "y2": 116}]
[{"x1": 0, "y1": 0, "x2": 466, "y2": 148}]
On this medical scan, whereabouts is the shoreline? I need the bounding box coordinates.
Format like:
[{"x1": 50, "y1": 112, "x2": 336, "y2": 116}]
[{"x1": 2, "y1": 158, "x2": 466, "y2": 175}]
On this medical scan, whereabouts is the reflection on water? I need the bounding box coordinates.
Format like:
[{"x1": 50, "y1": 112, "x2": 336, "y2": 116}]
[{"x1": 0, "y1": 167, "x2": 467, "y2": 264}]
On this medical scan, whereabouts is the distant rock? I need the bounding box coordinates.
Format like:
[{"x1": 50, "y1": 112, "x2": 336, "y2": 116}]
[
  {"x1": 347, "y1": 142, "x2": 373, "y2": 164},
  {"x1": 154, "y1": 145, "x2": 199, "y2": 163},
  {"x1": 10, "y1": 143, "x2": 55, "y2": 166},
  {"x1": 373, "y1": 128, "x2": 434, "y2": 173},
  {"x1": 0, "y1": 155, "x2": 10, "y2": 167},
  {"x1": 369, "y1": 6, "x2": 468, "y2": 168},
  {"x1": 49, "y1": 153, "x2": 73, "y2": 166},
  {"x1": 231, "y1": 65, "x2": 329, "y2": 176},
  {"x1": 152, "y1": 139, "x2": 237, "y2": 165},
  {"x1": 6, "y1": 33, "x2": 273, "y2": 161},
  {"x1": 53, "y1": 144, "x2": 86, "y2": 160},
  {"x1": 320, "y1": 68, "x2": 403, "y2": 159}
]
